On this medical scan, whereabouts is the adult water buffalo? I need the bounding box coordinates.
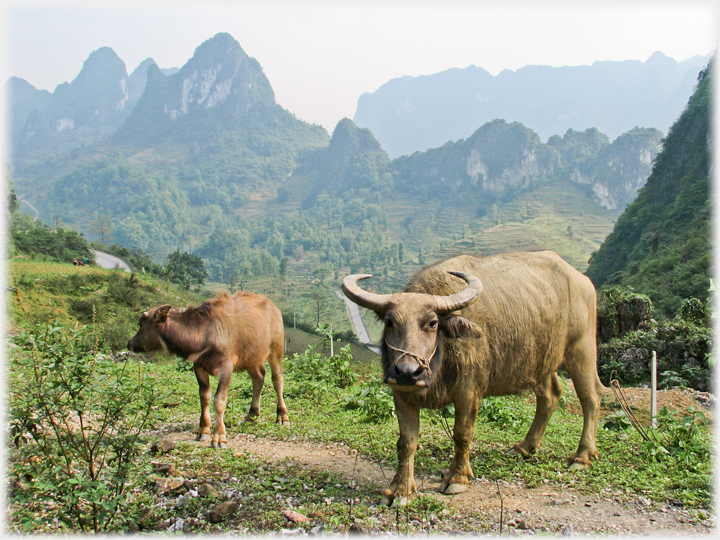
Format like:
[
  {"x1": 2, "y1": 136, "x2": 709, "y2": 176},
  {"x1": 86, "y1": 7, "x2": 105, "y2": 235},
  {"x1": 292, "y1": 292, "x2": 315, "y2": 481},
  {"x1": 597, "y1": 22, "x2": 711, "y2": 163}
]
[
  {"x1": 342, "y1": 251, "x2": 602, "y2": 505},
  {"x1": 128, "y1": 291, "x2": 289, "y2": 448}
]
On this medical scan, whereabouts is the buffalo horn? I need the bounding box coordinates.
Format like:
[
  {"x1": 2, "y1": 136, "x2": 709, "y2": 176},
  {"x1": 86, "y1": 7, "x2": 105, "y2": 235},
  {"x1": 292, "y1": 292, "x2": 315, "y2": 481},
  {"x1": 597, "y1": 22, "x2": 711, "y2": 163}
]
[
  {"x1": 342, "y1": 274, "x2": 393, "y2": 311},
  {"x1": 432, "y1": 271, "x2": 484, "y2": 313},
  {"x1": 343, "y1": 271, "x2": 483, "y2": 314}
]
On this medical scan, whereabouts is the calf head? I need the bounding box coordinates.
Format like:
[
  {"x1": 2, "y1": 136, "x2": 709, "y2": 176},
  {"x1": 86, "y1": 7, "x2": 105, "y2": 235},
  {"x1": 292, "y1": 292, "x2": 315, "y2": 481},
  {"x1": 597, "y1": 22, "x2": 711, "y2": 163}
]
[
  {"x1": 127, "y1": 305, "x2": 172, "y2": 353},
  {"x1": 342, "y1": 272, "x2": 483, "y2": 389}
]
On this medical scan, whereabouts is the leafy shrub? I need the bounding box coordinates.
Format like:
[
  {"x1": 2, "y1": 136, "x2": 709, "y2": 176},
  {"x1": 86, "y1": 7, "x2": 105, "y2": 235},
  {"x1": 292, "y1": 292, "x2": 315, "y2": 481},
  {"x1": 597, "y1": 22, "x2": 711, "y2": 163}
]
[
  {"x1": 8, "y1": 322, "x2": 161, "y2": 533},
  {"x1": 478, "y1": 396, "x2": 525, "y2": 428},
  {"x1": 602, "y1": 409, "x2": 632, "y2": 431},
  {"x1": 285, "y1": 343, "x2": 357, "y2": 395},
  {"x1": 344, "y1": 376, "x2": 395, "y2": 423},
  {"x1": 641, "y1": 406, "x2": 710, "y2": 467}
]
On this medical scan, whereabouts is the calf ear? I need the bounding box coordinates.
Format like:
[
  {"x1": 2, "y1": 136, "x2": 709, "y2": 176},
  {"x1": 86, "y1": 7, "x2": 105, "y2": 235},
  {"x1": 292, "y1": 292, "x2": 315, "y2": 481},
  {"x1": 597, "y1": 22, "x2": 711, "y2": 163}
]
[
  {"x1": 155, "y1": 305, "x2": 172, "y2": 323},
  {"x1": 441, "y1": 315, "x2": 482, "y2": 339}
]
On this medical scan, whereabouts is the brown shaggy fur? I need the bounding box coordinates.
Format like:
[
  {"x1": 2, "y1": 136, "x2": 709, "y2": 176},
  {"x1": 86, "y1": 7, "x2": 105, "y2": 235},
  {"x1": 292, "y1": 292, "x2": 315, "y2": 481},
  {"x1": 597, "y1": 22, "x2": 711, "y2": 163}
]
[
  {"x1": 350, "y1": 251, "x2": 603, "y2": 504},
  {"x1": 128, "y1": 291, "x2": 289, "y2": 447}
]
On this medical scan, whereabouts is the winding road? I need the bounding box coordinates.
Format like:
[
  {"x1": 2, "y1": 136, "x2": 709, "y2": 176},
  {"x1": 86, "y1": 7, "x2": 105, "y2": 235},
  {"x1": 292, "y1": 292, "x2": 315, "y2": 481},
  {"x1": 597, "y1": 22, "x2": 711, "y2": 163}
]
[
  {"x1": 91, "y1": 250, "x2": 132, "y2": 272},
  {"x1": 336, "y1": 289, "x2": 380, "y2": 353}
]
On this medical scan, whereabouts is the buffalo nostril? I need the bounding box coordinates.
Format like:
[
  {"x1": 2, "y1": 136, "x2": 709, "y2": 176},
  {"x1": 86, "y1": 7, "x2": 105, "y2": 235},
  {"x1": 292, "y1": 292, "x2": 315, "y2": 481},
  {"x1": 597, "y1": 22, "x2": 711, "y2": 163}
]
[{"x1": 394, "y1": 362, "x2": 425, "y2": 380}]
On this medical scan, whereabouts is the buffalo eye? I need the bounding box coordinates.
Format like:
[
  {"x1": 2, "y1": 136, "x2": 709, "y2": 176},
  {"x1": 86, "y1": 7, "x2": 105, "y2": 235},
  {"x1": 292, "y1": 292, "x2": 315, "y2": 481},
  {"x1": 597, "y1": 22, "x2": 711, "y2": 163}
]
[
  {"x1": 384, "y1": 317, "x2": 394, "y2": 329},
  {"x1": 428, "y1": 319, "x2": 438, "y2": 330}
]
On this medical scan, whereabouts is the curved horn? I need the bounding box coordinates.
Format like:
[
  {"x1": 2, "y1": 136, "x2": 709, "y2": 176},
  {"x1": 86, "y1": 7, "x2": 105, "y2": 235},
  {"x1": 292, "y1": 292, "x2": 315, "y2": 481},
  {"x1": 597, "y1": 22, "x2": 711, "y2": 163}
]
[
  {"x1": 432, "y1": 271, "x2": 484, "y2": 313},
  {"x1": 342, "y1": 274, "x2": 393, "y2": 312}
]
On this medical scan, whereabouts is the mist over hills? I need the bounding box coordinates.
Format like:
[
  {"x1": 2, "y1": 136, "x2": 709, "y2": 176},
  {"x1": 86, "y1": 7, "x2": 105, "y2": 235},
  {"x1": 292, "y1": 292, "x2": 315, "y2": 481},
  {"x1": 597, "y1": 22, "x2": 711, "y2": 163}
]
[
  {"x1": 5, "y1": 32, "x2": 709, "y2": 301},
  {"x1": 354, "y1": 52, "x2": 710, "y2": 158},
  {"x1": 586, "y1": 63, "x2": 712, "y2": 317}
]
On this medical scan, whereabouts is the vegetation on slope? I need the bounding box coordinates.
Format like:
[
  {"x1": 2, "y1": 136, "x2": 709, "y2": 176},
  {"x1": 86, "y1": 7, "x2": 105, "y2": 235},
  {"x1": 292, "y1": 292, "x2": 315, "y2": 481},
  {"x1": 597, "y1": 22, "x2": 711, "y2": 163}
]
[{"x1": 586, "y1": 63, "x2": 712, "y2": 317}]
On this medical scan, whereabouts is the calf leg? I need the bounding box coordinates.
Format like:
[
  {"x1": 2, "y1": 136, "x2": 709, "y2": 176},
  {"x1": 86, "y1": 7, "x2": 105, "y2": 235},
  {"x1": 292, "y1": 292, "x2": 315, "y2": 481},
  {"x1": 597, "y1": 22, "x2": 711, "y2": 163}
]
[
  {"x1": 246, "y1": 365, "x2": 266, "y2": 421},
  {"x1": 440, "y1": 393, "x2": 480, "y2": 494},
  {"x1": 384, "y1": 392, "x2": 419, "y2": 505},
  {"x1": 211, "y1": 367, "x2": 233, "y2": 449},
  {"x1": 564, "y1": 336, "x2": 603, "y2": 468},
  {"x1": 511, "y1": 373, "x2": 563, "y2": 456},
  {"x1": 268, "y1": 349, "x2": 290, "y2": 424},
  {"x1": 193, "y1": 365, "x2": 213, "y2": 442}
]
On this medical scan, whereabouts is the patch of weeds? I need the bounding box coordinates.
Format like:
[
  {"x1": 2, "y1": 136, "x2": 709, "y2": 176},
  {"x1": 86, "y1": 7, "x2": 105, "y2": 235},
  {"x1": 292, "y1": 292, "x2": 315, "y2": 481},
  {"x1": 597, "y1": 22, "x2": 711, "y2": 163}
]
[{"x1": 343, "y1": 376, "x2": 395, "y2": 423}]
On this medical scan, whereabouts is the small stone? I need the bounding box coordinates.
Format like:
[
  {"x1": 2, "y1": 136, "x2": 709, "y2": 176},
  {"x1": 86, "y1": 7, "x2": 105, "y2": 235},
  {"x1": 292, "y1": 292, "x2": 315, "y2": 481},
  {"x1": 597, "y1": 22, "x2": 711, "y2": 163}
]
[
  {"x1": 198, "y1": 483, "x2": 220, "y2": 498},
  {"x1": 150, "y1": 439, "x2": 176, "y2": 455},
  {"x1": 208, "y1": 501, "x2": 240, "y2": 523},
  {"x1": 152, "y1": 462, "x2": 176, "y2": 475},
  {"x1": 283, "y1": 510, "x2": 310, "y2": 523},
  {"x1": 167, "y1": 519, "x2": 186, "y2": 532},
  {"x1": 153, "y1": 477, "x2": 185, "y2": 494}
]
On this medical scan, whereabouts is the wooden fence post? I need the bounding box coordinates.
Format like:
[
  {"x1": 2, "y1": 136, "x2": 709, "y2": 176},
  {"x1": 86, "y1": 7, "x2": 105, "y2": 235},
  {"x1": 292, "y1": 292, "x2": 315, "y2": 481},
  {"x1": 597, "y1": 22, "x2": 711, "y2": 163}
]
[{"x1": 651, "y1": 350, "x2": 658, "y2": 428}]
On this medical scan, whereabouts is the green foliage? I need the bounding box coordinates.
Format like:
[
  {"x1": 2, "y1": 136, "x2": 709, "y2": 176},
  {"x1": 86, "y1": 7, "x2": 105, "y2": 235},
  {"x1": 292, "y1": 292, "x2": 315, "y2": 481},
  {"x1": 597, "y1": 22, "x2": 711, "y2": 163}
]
[
  {"x1": 284, "y1": 343, "x2": 357, "y2": 396},
  {"x1": 586, "y1": 64, "x2": 711, "y2": 317},
  {"x1": 8, "y1": 322, "x2": 161, "y2": 533},
  {"x1": 640, "y1": 406, "x2": 710, "y2": 467},
  {"x1": 478, "y1": 396, "x2": 525, "y2": 429},
  {"x1": 10, "y1": 211, "x2": 92, "y2": 262},
  {"x1": 166, "y1": 249, "x2": 208, "y2": 290},
  {"x1": 602, "y1": 410, "x2": 633, "y2": 431},
  {"x1": 597, "y1": 319, "x2": 711, "y2": 391},
  {"x1": 344, "y1": 376, "x2": 395, "y2": 423}
]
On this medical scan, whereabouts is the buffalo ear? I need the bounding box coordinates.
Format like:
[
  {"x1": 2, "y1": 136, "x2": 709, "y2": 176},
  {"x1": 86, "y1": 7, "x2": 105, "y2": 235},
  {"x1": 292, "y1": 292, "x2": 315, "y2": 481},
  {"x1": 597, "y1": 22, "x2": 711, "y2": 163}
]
[
  {"x1": 155, "y1": 305, "x2": 172, "y2": 323},
  {"x1": 441, "y1": 315, "x2": 482, "y2": 339}
]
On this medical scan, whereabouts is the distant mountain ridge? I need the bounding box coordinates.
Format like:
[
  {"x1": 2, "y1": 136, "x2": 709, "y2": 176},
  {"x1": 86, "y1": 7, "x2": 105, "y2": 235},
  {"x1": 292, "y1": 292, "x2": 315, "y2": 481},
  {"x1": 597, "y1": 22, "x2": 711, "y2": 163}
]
[
  {"x1": 8, "y1": 48, "x2": 171, "y2": 164},
  {"x1": 6, "y1": 32, "x2": 700, "y2": 290},
  {"x1": 586, "y1": 63, "x2": 711, "y2": 317},
  {"x1": 114, "y1": 33, "x2": 281, "y2": 146},
  {"x1": 390, "y1": 119, "x2": 662, "y2": 212},
  {"x1": 354, "y1": 52, "x2": 710, "y2": 158}
]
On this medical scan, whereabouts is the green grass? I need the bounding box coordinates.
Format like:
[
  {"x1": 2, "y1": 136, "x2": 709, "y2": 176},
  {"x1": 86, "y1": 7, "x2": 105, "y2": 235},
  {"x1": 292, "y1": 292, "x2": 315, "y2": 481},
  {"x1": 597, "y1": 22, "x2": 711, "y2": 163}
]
[
  {"x1": 5, "y1": 257, "x2": 713, "y2": 534},
  {"x1": 138, "y1": 358, "x2": 713, "y2": 510}
]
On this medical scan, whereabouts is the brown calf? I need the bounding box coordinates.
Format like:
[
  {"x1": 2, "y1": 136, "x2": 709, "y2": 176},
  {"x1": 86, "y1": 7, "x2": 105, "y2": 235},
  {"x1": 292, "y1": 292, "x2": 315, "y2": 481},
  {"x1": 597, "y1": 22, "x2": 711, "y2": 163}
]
[{"x1": 128, "y1": 291, "x2": 289, "y2": 447}]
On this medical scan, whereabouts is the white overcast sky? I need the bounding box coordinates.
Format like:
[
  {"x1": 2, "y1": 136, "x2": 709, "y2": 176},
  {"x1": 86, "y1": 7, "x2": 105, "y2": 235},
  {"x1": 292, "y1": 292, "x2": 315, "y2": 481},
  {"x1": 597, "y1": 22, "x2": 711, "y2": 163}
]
[{"x1": 3, "y1": 0, "x2": 717, "y2": 132}]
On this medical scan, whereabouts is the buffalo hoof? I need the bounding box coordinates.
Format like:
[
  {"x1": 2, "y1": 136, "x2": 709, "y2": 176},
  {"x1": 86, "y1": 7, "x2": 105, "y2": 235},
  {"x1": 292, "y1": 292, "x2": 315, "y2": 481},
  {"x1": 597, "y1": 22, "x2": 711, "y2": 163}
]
[
  {"x1": 507, "y1": 443, "x2": 534, "y2": 458},
  {"x1": 441, "y1": 483, "x2": 468, "y2": 495},
  {"x1": 276, "y1": 416, "x2": 290, "y2": 425},
  {"x1": 196, "y1": 433, "x2": 210, "y2": 442},
  {"x1": 568, "y1": 460, "x2": 589, "y2": 470},
  {"x1": 211, "y1": 441, "x2": 228, "y2": 449}
]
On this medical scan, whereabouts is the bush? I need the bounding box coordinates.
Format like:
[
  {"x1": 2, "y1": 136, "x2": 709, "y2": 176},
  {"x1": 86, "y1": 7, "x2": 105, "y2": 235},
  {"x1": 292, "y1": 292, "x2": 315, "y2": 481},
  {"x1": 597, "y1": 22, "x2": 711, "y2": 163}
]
[
  {"x1": 344, "y1": 376, "x2": 395, "y2": 423},
  {"x1": 8, "y1": 322, "x2": 161, "y2": 533}
]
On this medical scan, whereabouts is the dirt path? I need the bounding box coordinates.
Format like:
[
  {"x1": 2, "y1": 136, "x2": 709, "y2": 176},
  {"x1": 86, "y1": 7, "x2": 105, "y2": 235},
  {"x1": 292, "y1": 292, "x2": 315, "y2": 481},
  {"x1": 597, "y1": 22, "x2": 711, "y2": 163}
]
[{"x1": 164, "y1": 418, "x2": 715, "y2": 536}]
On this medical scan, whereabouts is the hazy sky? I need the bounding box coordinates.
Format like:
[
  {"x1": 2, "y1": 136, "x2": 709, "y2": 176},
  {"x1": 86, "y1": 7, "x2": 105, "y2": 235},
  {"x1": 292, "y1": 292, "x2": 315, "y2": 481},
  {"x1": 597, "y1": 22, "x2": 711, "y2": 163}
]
[{"x1": 4, "y1": 0, "x2": 717, "y2": 132}]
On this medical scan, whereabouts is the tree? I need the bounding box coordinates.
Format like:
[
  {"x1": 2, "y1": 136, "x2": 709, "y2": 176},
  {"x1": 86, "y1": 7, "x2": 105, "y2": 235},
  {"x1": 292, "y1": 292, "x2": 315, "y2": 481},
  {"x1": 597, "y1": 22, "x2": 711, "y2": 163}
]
[
  {"x1": 89, "y1": 213, "x2": 115, "y2": 245},
  {"x1": 307, "y1": 283, "x2": 333, "y2": 327},
  {"x1": 165, "y1": 250, "x2": 208, "y2": 290}
]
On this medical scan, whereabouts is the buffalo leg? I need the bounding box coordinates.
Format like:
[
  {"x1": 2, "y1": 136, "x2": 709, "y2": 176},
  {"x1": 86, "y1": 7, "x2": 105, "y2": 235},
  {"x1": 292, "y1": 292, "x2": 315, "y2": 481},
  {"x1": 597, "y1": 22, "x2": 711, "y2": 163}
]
[
  {"x1": 246, "y1": 365, "x2": 266, "y2": 421},
  {"x1": 440, "y1": 393, "x2": 480, "y2": 494},
  {"x1": 512, "y1": 373, "x2": 563, "y2": 456},
  {"x1": 211, "y1": 367, "x2": 233, "y2": 449},
  {"x1": 194, "y1": 365, "x2": 213, "y2": 442},
  {"x1": 384, "y1": 392, "x2": 420, "y2": 505},
  {"x1": 267, "y1": 343, "x2": 290, "y2": 424},
  {"x1": 564, "y1": 335, "x2": 602, "y2": 468}
]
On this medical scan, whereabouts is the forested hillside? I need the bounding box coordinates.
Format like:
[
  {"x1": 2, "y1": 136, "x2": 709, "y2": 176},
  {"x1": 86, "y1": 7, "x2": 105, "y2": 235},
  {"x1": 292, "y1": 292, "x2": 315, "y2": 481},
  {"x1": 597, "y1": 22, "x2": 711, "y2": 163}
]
[
  {"x1": 6, "y1": 32, "x2": 692, "y2": 302},
  {"x1": 585, "y1": 63, "x2": 712, "y2": 317}
]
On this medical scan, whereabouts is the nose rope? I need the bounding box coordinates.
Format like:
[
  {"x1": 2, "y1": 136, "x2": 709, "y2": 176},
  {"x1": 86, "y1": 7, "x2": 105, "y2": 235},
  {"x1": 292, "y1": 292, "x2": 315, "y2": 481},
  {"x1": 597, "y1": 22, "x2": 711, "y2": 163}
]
[{"x1": 384, "y1": 339, "x2": 438, "y2": 376}]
